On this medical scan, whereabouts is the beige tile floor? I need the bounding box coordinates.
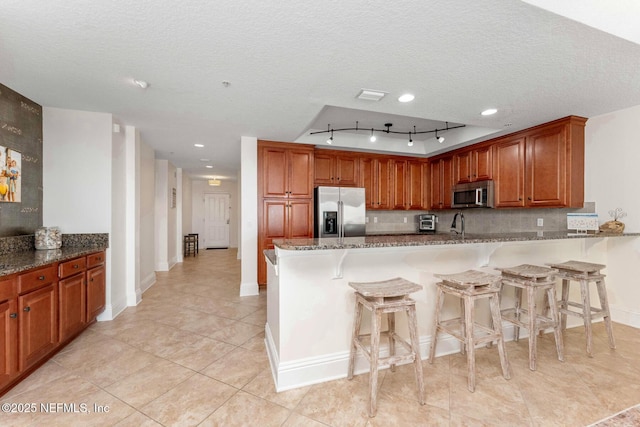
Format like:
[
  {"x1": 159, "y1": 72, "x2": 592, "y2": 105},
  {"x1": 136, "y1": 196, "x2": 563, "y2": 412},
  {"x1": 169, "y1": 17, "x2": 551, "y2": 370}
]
[{"x1": 2, "y1": 248, "x2": 640, "y2": 426}]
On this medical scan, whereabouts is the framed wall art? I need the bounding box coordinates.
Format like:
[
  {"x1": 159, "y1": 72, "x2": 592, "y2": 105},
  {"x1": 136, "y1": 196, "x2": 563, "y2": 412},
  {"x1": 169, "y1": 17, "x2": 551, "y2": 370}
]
[{"x1": 0, "y1": 146, "x2": 21, "y2": 203}]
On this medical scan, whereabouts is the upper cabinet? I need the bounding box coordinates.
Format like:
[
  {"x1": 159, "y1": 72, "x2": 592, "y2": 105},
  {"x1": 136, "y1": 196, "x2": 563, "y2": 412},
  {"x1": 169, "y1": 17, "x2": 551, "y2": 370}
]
[
  {"x1": 260, "y1": 141, "x2": 314, "y2": 199},
  {"x1": 314, "y1": 150, "x2": 359, "y2": 187},
  {"x1": 429, "y1": 155, "x2": 454, "y2": 209},
  {"x1": 493, "y1": 116, "x2": 586, "y2": 208},
  {"x1": 360, "y1": 155, "x2": 393, "y2": 210},
  {"x1": 454, "y1": 145, "x2": 492, "y2": 184}
]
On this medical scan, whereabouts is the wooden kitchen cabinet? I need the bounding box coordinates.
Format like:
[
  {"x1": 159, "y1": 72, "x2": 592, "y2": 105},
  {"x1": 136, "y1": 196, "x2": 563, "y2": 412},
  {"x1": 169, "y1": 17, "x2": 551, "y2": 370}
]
[
  {"x1": 408, "y1": 160, "x2": 429, "y2": 210},
  {"x1": 258, "y1": 199, "x2": 313, "y2": 284},
  {"x1": 58, "y1": 272, "x2": 86, "y2": 343},
  {"x1": 0, "y1": 278, "x2": 18, "y2": 390},
  {"x1": 86, "y1": 252, "x2": 106, "y2": 322},
  {"x1": 360, "y1": 155, "x2": 393, "y2": 210},
  {"x1": 258, "y1": 140, "x2": 315, "y2": 285},
  {"x1": 454, "y1": 145, "x2": 492, "y2": 184},
  {"x1": 429, "y1": 155, "x2": 454, "y2": 209},
  {"x1": 260, "y1": 142, "x2": 314, "y2": 199},
  {"x1": 493, "y1": 116, "x2": 586, "y2": 208},
  {"x1": 18, "y1": 282, "x2": 58, "y2": 371},
  {"x1": 314, "y1": 150, "x2": 359, "y2": 186}
]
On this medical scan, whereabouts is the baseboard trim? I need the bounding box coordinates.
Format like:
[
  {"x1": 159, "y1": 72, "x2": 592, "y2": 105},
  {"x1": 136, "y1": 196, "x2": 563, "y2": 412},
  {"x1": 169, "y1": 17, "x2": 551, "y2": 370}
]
[
  {"x1": 240, "y1": 281, "x2": 259, "y2": 296},
  {"x1": 611, "y1": 306, "x2": 640, "y2": 328}
]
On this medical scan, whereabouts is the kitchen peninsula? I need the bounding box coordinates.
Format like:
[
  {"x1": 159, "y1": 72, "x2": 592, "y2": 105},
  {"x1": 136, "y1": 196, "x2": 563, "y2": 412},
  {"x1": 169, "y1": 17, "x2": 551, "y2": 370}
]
[{"x1": 264, "y1": 231, "x2": 639, "y2": 391}]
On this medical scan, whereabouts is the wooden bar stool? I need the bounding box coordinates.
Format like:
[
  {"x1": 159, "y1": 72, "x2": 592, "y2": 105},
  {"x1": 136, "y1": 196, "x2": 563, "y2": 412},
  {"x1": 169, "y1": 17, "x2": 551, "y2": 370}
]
[
  {"x1": 546, "y1": 260, "x2": 615, "y2": 356},
  {"x1": 347, "y1": 277, "x2": 425, "y2": 417},
  {"x1": 428, "y1": 270, "x2": 510, "y2": 392},
  {"x1": 183, "y1": 235, "x2": 197, "y2": 257},
  {"x1": 188, "y1": 233, "x2": 199, "y2": 254},
  {"x1": 496, "y1": 264, "x2": 564, "y2": 370}
]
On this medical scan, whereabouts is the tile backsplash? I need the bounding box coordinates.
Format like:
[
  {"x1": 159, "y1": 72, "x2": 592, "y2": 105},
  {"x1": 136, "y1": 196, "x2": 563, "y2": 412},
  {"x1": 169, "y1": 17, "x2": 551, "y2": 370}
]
[{"x1": 365, "y1": 202, "x2": 596, "y2": 234}]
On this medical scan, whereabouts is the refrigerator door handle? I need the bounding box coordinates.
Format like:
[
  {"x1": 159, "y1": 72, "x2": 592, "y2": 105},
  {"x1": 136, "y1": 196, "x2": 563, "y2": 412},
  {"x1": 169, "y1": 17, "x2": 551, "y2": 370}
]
[{"x1": 338, "y1": 200, "x2": 344, "y2": 238}]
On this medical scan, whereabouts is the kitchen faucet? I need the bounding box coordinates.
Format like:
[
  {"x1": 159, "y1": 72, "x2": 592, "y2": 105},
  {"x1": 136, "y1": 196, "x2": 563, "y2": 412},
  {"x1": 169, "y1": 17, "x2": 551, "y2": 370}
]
[{"x1": 450, "y1": 211, "x2": 465, "y2": 237}]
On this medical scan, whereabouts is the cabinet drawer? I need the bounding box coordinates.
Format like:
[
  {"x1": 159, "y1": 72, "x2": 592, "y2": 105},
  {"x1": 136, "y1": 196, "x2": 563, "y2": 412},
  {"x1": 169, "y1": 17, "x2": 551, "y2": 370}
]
[
  {"x1": 58, "y1": 257, "x2": 86, "y2": 279},
  {"x1": 18, "y1": 266, "x2": 57, "y2": 294},
  {"x1": 86, "y1": 252, "x2": 105, "y2": 268},
  {"x1": 0, "y1": 278, "x2": 17, "y2": 302}
]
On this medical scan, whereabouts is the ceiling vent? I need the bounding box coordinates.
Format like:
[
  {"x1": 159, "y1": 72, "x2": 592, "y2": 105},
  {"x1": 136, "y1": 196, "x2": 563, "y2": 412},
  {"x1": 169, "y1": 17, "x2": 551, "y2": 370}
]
[{"x1": 356, "y1": 89, "x2": 387, "y2": 101}]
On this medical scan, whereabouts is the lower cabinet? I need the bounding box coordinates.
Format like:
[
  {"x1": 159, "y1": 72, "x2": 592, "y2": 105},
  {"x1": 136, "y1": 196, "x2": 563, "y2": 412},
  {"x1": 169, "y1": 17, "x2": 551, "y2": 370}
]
[
  {"x1": 0, "y1": 293, "x2": 18, "y2": 390},
  {"x1": 0, "y1": 250, "x2": 106, "y2": 396},
  {"x1": 18, "y1": 283, "x2": 58, "y2": 371}
]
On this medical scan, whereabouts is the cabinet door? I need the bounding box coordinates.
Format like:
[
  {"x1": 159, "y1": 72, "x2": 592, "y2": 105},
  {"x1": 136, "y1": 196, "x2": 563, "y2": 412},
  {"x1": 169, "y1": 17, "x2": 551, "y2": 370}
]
[
  {"x1": 408, "y1": 160, "x2": 427, "y2": 210},
  {"x1": 59, "y1": 273, "x2": 86, "y2": 342},
  {"x1": 392, "y1": 160, "x2": 408, "y2": 209},
  {"x1": 87, "y1": 266, "x2": 106, "y2": 322},
  {"x1": 429, "y1": 159, "x2": 442, "y2": 209},
  {"x1": 376, "y1": 158, "x2": 393, "y2": 209},
  {"x1": 19, "y1": 283, "x2": 57, "y2": 371},
  {"x1": 441, "y1": 156, "x2": 454, "y2": 209},
  {"x1": 473, "y1": 146, "x2": 492, "y2": 181},
  {"x1": 335, "y1": 154, "x2": 359, "y2": 186},
  {"x1": 288, "y1": 200, "x2": 314, "y2": 239},
  {"x1": 314, "y1": 152, "x2": 335, "y2": 186},
  {"x1": 493, "y1": 138, "x2": 526, "y2": 207},
  {"x1": 261, "y1": 147, "x2": 288, "y2": 198},
  {"x1": 0, "y1": 298, "x2": 18, "y2": 388},
  {"x1": 360, "y1": 157, "x2": 375, "y2": 209},
  {"x1": 288, "y1": 149, "x2": 314, "y2": 198},
  {"x1": 454, "y1": 151, "x2": 472, "y2": 184},
  {"x1": 526, "y1": 125, "x2": 567, "y2": 207}
]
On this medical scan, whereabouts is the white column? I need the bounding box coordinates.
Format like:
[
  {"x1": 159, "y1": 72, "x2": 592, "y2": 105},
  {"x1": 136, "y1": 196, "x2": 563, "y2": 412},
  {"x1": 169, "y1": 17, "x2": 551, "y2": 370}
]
[{"x1": 240, "y1": 136, "x2": 259, "y2": 296}]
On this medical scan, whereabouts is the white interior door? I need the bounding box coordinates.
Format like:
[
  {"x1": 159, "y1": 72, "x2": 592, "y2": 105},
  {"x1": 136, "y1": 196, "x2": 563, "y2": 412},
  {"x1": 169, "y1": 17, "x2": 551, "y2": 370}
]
[{"x1": 204, "y1": 193, "x2": 230, "y2": 248}]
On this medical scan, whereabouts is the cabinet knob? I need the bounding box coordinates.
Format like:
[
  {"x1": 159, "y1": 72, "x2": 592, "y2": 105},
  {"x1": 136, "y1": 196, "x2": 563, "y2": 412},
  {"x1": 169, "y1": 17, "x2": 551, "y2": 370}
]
[
  {"x1": 23, "y1": 306, "x2": 31, "y2": 312},
  {"x1": 73, "y1": 265, "x2": 79, "y2": 269},
  {"x1": 528, "y1": 197, "x2": 532, "y2": 201},
  {"x1": 90, "y1": 278, "x2": 94, "y2": 282},
  {"x1": 10, "y1": 313, "x2": 17, "y2": 319},
  {"x1": 38, "y1": 275, "x2": 45, "y2": 280},
  {"x1": 519, "y1": 198, "x2": 522, "y2": 201}
]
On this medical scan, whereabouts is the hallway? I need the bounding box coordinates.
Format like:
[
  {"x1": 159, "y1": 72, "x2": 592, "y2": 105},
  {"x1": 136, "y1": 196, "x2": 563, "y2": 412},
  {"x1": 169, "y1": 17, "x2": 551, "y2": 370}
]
[{"x1": 2, "y1": 248, "x2": 640, "y2": 426}]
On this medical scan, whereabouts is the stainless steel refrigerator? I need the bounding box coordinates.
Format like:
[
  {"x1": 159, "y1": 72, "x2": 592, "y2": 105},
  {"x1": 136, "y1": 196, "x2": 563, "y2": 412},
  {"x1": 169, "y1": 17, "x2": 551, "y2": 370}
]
[{"x1": 314, "y1": 186, "x2": 366, "y2": 238}]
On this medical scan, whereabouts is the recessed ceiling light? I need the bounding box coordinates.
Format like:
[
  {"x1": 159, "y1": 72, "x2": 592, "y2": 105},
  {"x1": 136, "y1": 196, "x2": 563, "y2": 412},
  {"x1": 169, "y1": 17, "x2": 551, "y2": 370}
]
[
  {"x1": 481, "y1": 108, "x2": 498, "y2": 116},
  {"x1": 194, "y1": 144, "x2": 204, "y2": 148},
  {"x1": 133, "y1": 79, "x2": 149, "y2": 89},
  {"x1": 398, "y1": 94, "x2": 415, "y2": 103},
  {"x1": 205, "y1": 165, "x2": 213, "y2": 169}
]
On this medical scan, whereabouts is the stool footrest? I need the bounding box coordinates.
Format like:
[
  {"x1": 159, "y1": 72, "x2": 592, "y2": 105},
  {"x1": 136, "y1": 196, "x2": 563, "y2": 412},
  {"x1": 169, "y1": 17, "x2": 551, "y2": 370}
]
[
  {"x1": 559, "y1": 303, "x2": 607, "y2": 319},
  {"x1": 501, "y1": 308, "x2": 556, "y2": 330},
  {"x1": 437, "y1": 318, "x2": 502, "y2": 346}
]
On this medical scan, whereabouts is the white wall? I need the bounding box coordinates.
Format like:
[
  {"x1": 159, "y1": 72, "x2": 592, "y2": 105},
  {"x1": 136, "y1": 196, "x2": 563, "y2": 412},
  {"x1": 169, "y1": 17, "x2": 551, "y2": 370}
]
[
  {"x1": 42, "y1": 107, "x2": 121, "y2": 318},
  {"x1": 240, "y1": 136, "x2": 258, "y2": 296},
  {"x1": 191, "y1": 179, "x2": 239, "y2": 248},
  {"x1": 154, "y1": 159, "x2": 178, "y2": 271},
  {"x1": 139, "y1": 138, "x2": 156, "y2": 291},
  {"x1": 585, "y1": 105, "x2": 640, "y2": 327},
  {"x1": 110, "y1": 120, "x2": 128, "y2": 315},
  {"x1": 182, "y1": 172, "x2": 193, "y2": 244}
]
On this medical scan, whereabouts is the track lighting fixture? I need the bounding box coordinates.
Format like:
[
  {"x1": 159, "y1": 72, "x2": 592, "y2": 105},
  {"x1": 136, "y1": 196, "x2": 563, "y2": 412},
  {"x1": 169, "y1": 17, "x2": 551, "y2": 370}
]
[{"x1": 311, "y1": 121, "x2": 464, "y2": 145}]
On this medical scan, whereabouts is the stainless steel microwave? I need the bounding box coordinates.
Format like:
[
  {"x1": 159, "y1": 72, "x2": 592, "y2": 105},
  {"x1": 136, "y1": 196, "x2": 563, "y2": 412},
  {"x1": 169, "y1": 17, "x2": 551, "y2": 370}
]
[{"x1": 451, "y1": 180, "x2": 495, "y2": 208}]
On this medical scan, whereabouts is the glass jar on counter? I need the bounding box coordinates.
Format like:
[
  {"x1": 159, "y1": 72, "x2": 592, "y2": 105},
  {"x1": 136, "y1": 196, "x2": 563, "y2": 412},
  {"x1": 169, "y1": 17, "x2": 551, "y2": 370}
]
[{"x1": 35, "y1": 226, "x2": 62, "y2": 250}]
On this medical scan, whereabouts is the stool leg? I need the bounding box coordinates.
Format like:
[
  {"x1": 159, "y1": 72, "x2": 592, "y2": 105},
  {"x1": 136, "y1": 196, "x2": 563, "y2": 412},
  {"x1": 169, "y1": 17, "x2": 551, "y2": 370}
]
[
  {"x1": 348, "y1": 298, "x2": 363, "y2": 380},
  {"x1": 368, "y1": 307, "x2": 382, "y2": 417},
  {"x1": 429, "y1": 287, "x2": 444, "y2": 364},
  {"x1": 489, "y1": 293, "x2": 511, "y2": 381},
  {"x1": 406, "y1": 304, "x2": 425, "y2": 405},
  {"x1": 560, "y1": 279, "x2": 569, "y2": 331},
  {"x1": 580, "y1": 280, "x2": 594, "y2": 357},
  {"x1": 463, "y1": 294, "x2": 476, "y2": 392},
  {"x1": 596, "y1": 278, "x2": 616, "y2": 349},
  {"x1": 388, "y1": 311, "x2": 396, "y2": 372},
  {"x1": 526, "y1": 285, "x2": 537, "y2": 371},
  {"x1": 460, "y1": 297, "x2": 467, "y2": 355},
  {"x1": 514, "y1": 286, "x2": 523, "y2": 342},
  {"x1": 546, "y1": 286, "x2": 564, "y2": 362}
]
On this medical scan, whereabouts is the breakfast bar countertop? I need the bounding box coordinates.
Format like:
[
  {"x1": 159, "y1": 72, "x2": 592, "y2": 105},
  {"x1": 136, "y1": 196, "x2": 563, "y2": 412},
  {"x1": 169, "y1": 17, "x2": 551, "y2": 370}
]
[{"x1": 272, "y1": 231, "x2": 640, "y2": 251}]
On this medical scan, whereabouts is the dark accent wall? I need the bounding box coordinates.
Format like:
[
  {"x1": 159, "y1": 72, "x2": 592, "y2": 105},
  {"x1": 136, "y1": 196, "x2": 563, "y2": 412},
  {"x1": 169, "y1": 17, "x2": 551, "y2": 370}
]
[{"x1": 0, "y1": 83, "x2": 43, "y2": 236}]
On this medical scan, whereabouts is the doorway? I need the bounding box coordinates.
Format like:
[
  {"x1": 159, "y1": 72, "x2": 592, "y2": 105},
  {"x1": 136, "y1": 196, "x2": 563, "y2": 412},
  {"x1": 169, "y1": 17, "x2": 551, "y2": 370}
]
[{"x1": 204, "y1": 193, "x2": 230, "y2": 249}]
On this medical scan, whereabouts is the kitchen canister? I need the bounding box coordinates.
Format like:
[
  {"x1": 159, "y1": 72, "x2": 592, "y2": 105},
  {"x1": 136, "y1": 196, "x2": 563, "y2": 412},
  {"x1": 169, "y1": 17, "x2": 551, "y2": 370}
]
[{"x1": 35, "y1": 226, "x2": 62, "y2": 250}]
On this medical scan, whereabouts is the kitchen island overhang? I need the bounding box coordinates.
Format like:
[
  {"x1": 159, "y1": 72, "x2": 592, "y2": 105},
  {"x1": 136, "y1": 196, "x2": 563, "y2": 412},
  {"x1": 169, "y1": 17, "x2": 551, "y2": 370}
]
[{"x1": 265, "y1": 232, "x2": 640, "y2": 392}]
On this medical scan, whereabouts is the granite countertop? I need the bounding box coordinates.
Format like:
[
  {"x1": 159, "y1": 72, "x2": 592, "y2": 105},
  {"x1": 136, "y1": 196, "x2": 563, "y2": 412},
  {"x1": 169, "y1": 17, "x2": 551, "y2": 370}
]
[
  {"x1": 0, "y1": 246, "x2": 107, "y2": 277},
  {"x1": 272, "y1": 231, "x2": 640, "y2": 251}
]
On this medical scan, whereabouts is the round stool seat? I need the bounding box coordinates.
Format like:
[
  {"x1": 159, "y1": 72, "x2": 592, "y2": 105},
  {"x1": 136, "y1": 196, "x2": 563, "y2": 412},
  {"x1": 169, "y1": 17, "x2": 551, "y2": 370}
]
[{"x1": 349, "y1": 277, "x2": 422, "y2": 297}]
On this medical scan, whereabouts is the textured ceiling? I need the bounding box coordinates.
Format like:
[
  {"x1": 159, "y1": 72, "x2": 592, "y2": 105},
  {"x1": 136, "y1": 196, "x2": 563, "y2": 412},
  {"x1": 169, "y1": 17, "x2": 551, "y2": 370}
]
[{"x1": 1, "y1": 1, "x2": 640, "y2": 181}]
